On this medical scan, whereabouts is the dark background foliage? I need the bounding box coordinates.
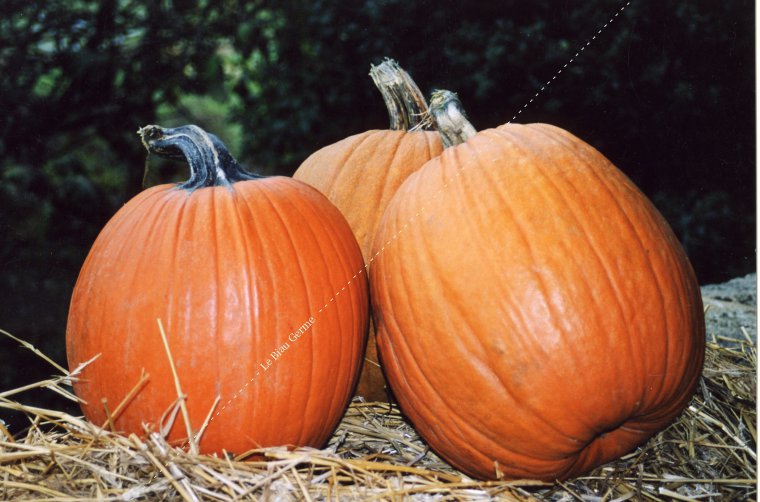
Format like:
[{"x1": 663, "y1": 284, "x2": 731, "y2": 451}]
[{"x1": 0, "y1": 0, "x2": 754, "y2": 428}]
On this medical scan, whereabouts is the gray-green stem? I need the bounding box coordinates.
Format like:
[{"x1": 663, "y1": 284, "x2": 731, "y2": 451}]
[
  {"x1": 138, "y1": 124, "x2": 259, "y2": 191},
  {"x1": 429, "y1": 90, "x2": 477, "y2": 148}
]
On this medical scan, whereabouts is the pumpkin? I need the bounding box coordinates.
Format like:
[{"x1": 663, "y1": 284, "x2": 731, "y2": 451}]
[
  {"x1": 293, "y1": 59, "x2": 443, "y2": 401},
  {"x1": 370, "y1": 91, "x2": 705, "y2": 481},
  {"x1": 66, "y1": 124, "x2": 368, "y2": 455}
]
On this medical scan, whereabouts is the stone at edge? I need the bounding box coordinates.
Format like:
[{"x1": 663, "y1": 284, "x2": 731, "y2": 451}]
[{"x1": 701, "y1": 273, "x2": 756, "y2": 345}]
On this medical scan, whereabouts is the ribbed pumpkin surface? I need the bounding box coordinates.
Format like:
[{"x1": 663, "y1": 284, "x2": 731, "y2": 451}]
[
  {"x1": 295, "y1": 130, "x2": 442, "y2": 262},
  {"x1": 294, "y1": 129, "x2": 442, "y2": 401},
  {"x1": 67, "y1": 177, "x2": 368, "y2": 454},
  {"x1": 370, "y1": 123, "x2": 705, "y2": 481}
]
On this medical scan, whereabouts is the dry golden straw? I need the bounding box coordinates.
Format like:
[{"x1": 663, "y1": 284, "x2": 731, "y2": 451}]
[{"x1": 0, "y1": 327, "x2": 755, "y2": 501}]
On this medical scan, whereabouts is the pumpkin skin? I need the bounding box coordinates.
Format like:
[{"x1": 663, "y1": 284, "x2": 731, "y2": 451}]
[
  {"x1": 370, "y1": 122, "x2": 705, "y2": 481},
  {"x1": 294, "y1": 129, "x2": 442, "y2": 261},
  {"x1": 66, "y1": 126, "x2": 368, "y2": 455},
  {"x1": 293, "y1": 61, "x2": 443, "y2": 401}
]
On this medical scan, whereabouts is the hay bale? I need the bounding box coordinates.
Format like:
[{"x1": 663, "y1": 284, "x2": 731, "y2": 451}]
[{"x1": 0, "y1": 282, "x2": 756, "y2": 500}]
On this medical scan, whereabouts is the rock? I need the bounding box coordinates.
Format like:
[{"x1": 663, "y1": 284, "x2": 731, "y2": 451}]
[{"x1": 701, "y1": 273, "x2": 756, "y2": 344}]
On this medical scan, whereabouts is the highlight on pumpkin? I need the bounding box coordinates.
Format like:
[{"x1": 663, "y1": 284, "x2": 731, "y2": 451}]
[
  {"x1": 65, "y1": 124, "x2": 369, "y2": 456},
  {"x1": 369, "y1": 89, "x2": 706, "y2": 481}
]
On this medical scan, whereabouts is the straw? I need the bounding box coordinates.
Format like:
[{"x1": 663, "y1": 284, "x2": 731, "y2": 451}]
[{"x1": 0, "y1": 333, "x2": 754, "y2": 500}]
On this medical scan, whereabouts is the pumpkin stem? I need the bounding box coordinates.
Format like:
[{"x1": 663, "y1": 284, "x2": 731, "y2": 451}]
[
  {"x1": 429, "y1": 90, "x2": 477, "y2": 148},
  {"x1": 369, "y1": 59, "x2": 433, "y2": 131},
  {"x1": 137, "y1": 124, "x2": 259, "y2": 191}
]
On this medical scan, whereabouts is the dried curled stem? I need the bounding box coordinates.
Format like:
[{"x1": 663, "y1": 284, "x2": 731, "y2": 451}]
[{"x1": 369, "y1": 59, "x2": 433, "y2": 131}]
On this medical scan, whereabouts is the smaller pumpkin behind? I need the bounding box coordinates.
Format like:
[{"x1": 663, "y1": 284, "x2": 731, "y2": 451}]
[{"x1": 294, "y1": 59, "x2": 443, "y2": 402}]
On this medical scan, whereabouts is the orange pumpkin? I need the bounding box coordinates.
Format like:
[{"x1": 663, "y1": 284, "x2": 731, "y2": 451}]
[
  {"x1": 293, "y1": 60, "x2": 443, "y2": 401},
  {"x1": 370, "y1": 92, "x2": 705, "y2": 481},
  {"x1": 66, "y1": 124, "x2": 368, "y2": 455}
]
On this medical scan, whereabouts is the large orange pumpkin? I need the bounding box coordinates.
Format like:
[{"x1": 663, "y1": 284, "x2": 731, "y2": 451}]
[
  {"x1": 294, "y1": 60, "x2": 443, "y2": 401},
  {"x1": 66, "y1": 124, "x2": 368, "y2": 455},
  {"x1": 370, "y1": 92, "x2": 705, "y2": 481}
]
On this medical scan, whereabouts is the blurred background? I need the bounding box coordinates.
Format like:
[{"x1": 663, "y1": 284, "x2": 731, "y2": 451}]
[{"x1": 0, "y1": 0, "x2": 754, "y2": 428}]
